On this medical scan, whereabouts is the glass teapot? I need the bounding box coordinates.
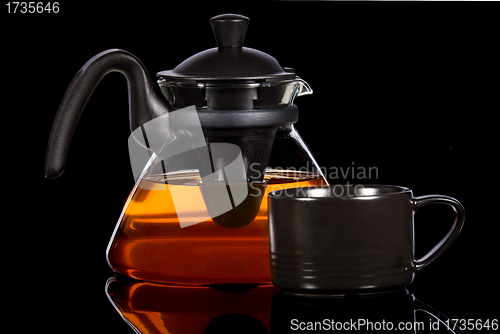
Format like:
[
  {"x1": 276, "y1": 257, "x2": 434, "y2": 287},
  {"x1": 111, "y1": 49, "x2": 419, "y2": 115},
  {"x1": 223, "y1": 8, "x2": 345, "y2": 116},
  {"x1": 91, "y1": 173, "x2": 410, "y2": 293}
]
[{"x1": 45, "y1": 14, "x2": 327, "y2": 284}]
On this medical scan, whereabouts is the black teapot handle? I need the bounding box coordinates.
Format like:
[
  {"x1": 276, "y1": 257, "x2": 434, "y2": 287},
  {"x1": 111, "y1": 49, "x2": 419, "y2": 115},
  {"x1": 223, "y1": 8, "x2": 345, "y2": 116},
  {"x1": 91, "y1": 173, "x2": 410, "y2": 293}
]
[{"x1": 44, "y1": 49, "x2": 170, "y2": 179}]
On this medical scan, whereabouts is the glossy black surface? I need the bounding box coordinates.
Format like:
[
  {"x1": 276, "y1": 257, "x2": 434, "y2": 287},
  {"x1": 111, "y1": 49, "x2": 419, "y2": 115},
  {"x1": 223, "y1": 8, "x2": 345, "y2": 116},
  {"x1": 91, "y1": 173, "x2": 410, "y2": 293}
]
[
  {"x1": 5, "y1": 2, "x2": 497, "y2": 333},
  {"x1": 105, "y1": 277, "x2": 465, "y2": 334}
]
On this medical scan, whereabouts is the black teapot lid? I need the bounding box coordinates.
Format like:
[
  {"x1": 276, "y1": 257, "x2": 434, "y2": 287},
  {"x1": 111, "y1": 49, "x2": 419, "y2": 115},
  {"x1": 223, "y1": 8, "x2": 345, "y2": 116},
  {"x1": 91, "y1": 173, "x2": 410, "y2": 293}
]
[{"x1": 157, "y1": 14, "x2": 297, "y2": 81}]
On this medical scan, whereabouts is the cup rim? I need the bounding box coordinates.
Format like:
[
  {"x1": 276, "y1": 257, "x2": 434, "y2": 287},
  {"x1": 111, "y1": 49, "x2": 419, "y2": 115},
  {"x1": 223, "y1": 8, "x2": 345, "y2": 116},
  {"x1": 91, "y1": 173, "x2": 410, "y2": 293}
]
[{"x1": 268, "y1": 184, "x2": 412, "y2": 200}]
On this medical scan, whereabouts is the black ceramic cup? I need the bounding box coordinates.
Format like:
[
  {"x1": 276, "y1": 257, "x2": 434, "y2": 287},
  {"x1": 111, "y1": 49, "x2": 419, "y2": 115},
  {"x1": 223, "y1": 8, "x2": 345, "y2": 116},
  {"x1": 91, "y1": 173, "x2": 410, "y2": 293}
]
[{"x1": 268, "y1": 185, "x2": 465, "y2": 294}]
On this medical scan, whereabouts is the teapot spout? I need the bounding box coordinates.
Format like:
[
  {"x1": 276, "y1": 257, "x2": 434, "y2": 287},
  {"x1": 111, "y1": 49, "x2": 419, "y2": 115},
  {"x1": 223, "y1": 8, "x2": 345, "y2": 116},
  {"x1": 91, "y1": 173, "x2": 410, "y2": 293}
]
[
  {"x1": 296, "y1": 78, "x2": 313, "y2": 96},
  {"x1": 45, "y1": 49, "x2": 170, "y2": 179}
]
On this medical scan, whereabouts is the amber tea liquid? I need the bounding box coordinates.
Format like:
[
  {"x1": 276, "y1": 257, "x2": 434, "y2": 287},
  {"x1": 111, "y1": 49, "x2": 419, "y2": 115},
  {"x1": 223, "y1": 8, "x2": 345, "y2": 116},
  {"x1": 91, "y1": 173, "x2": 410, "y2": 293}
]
[{"x1": 107, "y1": 169, "x2": 326, "y2": 285}]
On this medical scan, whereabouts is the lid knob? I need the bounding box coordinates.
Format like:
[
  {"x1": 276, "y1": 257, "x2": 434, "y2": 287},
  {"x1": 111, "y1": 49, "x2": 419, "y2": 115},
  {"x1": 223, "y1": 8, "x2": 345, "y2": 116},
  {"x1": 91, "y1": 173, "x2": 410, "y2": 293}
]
[{"x1": 211, "y1": 14, "x2": 249, "y2": 48}]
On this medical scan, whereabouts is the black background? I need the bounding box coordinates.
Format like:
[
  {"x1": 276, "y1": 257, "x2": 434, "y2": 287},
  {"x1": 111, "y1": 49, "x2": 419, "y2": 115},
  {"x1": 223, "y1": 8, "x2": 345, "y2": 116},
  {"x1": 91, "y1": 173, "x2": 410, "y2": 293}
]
[{"x1": 3, "y1": 1, "x2": 498, "y2": 333}]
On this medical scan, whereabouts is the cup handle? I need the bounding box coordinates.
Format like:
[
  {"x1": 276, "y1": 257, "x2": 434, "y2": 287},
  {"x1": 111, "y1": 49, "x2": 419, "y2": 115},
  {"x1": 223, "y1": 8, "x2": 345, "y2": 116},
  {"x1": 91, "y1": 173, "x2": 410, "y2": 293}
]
[
  {"x1": 414, "y1": 299, "x2": 464, "y2": 333},
  {"x1": 412, "y1": 195, "x2": 465, "y2": 272}
]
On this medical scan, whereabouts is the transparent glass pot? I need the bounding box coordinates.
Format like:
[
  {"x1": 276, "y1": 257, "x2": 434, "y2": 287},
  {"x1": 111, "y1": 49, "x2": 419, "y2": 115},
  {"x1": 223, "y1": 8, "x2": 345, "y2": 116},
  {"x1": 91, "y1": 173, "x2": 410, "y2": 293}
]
[
  {"x1": 106, "y1": 78, "x2": 328, "y2": 285},
  {"x1": 158, "y1": 78, "x2": 313, "y2": 110}
]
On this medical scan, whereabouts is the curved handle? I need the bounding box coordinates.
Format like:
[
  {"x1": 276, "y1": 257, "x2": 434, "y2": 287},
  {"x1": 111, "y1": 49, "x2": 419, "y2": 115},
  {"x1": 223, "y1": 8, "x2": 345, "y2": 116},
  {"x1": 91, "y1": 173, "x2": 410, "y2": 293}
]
[
  {"x1": 414, "y1": 299, "x2": 464, "y2": 333},
  {"x1": 413, "y1": 195, "x2": 465, "y2": 272},
  {"x1": 45, "y1": 49, "x2": 170, "y2": 179}
]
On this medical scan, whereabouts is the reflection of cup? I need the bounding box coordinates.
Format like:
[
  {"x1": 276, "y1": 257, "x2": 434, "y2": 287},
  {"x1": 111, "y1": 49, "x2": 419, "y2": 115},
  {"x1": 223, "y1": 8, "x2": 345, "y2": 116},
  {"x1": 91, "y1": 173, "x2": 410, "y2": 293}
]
[
  {"x1": 268, "y1": 185, "x2": 465, "y2": 294},
  {"x1": 270, "y1": 289, "x2": 463, "y2": 333},
  {"x1": 106, "y1": 277, "x2": 278, "y2": 334}
]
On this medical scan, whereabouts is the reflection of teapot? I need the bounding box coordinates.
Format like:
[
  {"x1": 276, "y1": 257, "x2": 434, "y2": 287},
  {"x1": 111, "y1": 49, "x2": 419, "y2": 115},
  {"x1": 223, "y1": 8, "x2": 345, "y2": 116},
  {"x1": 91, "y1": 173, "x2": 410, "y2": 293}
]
[
  {"x1": 45, "y1": 14, "x2": 327, "y2": 284},
  {"x1": 106, "y1": 277, "x2": 278, "y2": 334},
  {"x1": 106, "y1": 277, "x2": 461, "y2": 334}
]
